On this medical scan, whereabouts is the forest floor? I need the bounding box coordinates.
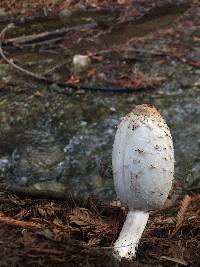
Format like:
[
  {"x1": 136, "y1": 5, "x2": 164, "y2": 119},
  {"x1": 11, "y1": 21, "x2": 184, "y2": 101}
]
[
  {"x1": 0, "y1": 0, "x2": 199, "y2": 266},
  {"x1": 0, "y1": 0, "x2": 199, "y2": 92},
  {"x1": 0, "y1": 189, "x2": 199, "y2": 267}
]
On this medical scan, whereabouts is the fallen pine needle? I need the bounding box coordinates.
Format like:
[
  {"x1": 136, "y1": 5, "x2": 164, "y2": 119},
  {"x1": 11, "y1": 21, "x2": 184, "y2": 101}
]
[
  {"x1": 0, "y1": 211, "x2": 44, "y2": 230},
  {"x1": 0, "y1": 212, "x2": 77, "y2": 232},
  {"x1": 172, "y1": 194, "x2": 192, "y2": 236},
  {"x1": 160, "y1": 256, "x2": 187, "y2": 266}
]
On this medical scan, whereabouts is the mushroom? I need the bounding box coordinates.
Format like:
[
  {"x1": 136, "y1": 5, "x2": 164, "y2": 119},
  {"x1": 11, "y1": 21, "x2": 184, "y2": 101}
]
[
  {"x1": 112, "y1": 104, "x2": 174, "y2": 259},
  {"x1": 72, "y1": 54, "x2": 91, "y2": 73}
]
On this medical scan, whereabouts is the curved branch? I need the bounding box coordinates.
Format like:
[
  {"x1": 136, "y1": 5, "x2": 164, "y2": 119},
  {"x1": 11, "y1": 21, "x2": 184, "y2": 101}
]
[{"x1": 0, "y1": 24, "x2": 50, "y2": 82}]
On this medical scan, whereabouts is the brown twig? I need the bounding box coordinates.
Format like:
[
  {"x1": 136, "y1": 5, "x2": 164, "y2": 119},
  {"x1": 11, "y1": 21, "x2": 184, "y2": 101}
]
[
  {"x1": 0, "y1": 183, "x2": 69, "y2": 201},
  {"x1": 0, "y1": 211, "x2": 44, "y2": 230},
  {"x1": 42, "y1": 61, "x2": 69, "y2": 75},
  {"x1": 6, "y1": 22, "x2": 98, "y2": 45}
]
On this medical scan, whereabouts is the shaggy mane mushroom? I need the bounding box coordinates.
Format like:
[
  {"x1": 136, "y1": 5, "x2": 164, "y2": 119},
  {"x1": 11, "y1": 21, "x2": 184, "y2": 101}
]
[{"x1": 112, "y1": 104, "x2": 174, "y2": 259}]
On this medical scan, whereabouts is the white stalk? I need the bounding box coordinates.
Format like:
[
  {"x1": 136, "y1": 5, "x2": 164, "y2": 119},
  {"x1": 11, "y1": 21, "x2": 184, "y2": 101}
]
[{"x1": 114, "y1": 210, "x2": 149, "y2": 259}]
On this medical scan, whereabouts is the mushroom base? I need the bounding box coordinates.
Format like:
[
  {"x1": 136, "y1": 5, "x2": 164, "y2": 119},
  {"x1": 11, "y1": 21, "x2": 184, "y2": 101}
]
[{"x1": 113, "y1": 210, "x2": 149, "y2": 259}]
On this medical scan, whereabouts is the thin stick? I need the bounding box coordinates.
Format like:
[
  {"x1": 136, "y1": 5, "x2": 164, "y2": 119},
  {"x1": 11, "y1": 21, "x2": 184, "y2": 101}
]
[
  {"x1": 42, "y1": 61, "x2": 69, "y2": 75},
  {"x1": 0, "y1": 24, "x2": 161, "y2": 93},
  {"x1": 0, "y1": 211, "x2": 44, "y2": 230},
  {"x1": 6, "y1": 22, "x2": 97, "y2": 45}
]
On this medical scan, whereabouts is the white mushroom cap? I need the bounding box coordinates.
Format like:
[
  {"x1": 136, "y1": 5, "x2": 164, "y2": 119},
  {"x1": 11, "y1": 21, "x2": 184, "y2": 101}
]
[
  {"x1": 112, "y1": 104, "x2": 174, "y2": 211},
  {"x1": 72, "y1": 54, "x2": 91, "y2": 73}
]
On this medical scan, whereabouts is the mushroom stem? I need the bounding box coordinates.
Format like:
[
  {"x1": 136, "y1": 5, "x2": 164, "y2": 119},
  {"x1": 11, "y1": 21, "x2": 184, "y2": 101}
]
[{"x1": 114, "y1": 210, "x2": 149, "y2": 259}]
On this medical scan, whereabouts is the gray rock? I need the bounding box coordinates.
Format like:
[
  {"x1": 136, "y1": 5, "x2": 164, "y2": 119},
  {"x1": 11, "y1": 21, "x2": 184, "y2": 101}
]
[
  {"x1": 73, "y1": 3, "x2": 87, "y2": 12},
  {"x1": 59, "y1": 9, "x2": 72, "y2": 23},
  {"x1": 0, "y1": 8, "x2": 7, "y2": 17},
  {"x1": 31, "y1": 180, "x2": 67, "y2": 192},
  {"x1": 0, "y1": 157, "x2": 10, "y2": 177},
  {"x1": 180, "y1": 76, "x2": 192, "y2": 88},
  {"x1": 13, "y1": 145, "x2": 65, "y2": 183},
  {"x1": 49, "y1": 83, "x2": 61, "y2": 92},
  {"x1": 0, "y1": 64, "x2": 10, "y2": 78}
]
